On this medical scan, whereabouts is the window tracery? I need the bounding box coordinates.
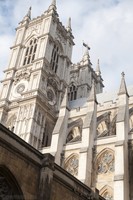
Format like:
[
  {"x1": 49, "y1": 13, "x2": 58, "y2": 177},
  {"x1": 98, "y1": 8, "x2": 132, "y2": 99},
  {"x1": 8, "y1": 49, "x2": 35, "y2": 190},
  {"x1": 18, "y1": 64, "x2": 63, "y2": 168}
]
[
  {"x1": 68, "y1": 84, "x2": 77, "y2": 101},
  {"x1": 64, "y1": 154, "x2": 79, "y2": 177},
  {"x1": 50, "y1": 44, "x2": 59, "y2": 73},
  {"x1": 0, "y1": 166, "x2": 24, "y2": 200},
  {"x1": 97, "y1": 150, "x2": 114, "y2": 174},
  {"x1": 23, "y1": 38, "x2": 37, "y2": 65}
]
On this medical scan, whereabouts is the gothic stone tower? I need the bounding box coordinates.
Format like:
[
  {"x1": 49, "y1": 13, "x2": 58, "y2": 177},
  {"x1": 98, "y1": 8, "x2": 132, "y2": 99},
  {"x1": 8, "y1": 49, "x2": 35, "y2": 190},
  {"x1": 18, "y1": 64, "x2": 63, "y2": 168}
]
[{"x1": 0, "y1": 1, "x2": 74, "y2": 149}]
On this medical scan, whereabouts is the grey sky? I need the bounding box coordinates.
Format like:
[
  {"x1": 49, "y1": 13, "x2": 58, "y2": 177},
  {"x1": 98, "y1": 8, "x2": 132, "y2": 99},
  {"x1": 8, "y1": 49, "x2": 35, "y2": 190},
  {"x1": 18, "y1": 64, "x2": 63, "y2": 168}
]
[{"x1": 0, "y1": 0, "x2": 133, "y2": 92}]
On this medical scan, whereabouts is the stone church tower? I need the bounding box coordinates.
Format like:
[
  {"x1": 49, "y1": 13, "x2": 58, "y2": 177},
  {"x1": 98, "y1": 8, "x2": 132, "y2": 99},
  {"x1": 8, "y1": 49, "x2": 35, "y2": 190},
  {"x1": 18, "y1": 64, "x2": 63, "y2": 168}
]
[
  {"x1": 0, "y1": 0, "x2": 74, "y2": 149},
  {"x1": 0, "y1": 1, "x2": 133, "y2": 200}
]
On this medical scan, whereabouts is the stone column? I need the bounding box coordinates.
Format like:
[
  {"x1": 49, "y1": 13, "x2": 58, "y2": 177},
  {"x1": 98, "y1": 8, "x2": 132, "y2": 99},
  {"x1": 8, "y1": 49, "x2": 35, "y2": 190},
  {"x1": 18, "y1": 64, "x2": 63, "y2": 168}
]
[
  {"x1": 78, "y1": 83, "x2": 97, "y2": 187},
  {"x1": 38, "y1": 154, "x2": 54, "y2": 200}
]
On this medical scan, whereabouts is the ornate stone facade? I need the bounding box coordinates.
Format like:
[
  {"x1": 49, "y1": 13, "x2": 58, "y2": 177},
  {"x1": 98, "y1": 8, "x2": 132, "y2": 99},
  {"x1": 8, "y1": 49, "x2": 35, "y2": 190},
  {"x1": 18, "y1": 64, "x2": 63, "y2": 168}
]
[{"x1": 0, "y1": 1, "x2": 133, "y2": 200}]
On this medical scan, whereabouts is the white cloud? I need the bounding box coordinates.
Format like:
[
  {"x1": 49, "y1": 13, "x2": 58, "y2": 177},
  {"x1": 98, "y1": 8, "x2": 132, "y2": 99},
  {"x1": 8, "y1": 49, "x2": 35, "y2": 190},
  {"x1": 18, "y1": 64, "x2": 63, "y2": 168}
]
[{"x1": 0, "y1": 0, "x2": 133, "y2": 92}]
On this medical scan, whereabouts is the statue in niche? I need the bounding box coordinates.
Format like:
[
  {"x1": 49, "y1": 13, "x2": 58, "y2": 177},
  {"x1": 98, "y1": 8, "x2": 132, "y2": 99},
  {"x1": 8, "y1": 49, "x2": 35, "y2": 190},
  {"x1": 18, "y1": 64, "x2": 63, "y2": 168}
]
[{"x1": 66, "y1": 126, "x2": 81, "y2": 143}]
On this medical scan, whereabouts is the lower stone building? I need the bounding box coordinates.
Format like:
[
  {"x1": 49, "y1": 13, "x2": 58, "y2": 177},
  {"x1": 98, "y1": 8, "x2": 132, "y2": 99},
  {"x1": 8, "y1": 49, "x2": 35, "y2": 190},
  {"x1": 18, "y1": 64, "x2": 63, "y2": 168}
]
[{"x1": 0, "y1": 123, "x2": 105, "y2": 200}]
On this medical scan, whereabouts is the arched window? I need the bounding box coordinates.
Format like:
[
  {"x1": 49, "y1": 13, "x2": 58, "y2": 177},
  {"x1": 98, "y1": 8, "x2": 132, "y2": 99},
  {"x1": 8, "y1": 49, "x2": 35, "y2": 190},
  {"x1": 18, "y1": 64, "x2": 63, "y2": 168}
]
[
  {"x1": 42, "y1": 120, "x2": 53, "y2": 148},
  {"x1": 50, "y1": 44, "x2": 59, "y2": 73},
  {"x1": 68, "y1": 84, "x2": 77, "y2": 101},
  {"x1": 0, "y1": 166, "x2": 24, "y2": 200},
  {"x1": 64, "y1": 154, "x2": 79, "y2": 177},
  {"x1": 96, "y1": 149, "x2": 114, "y2": 174},
  {"x1": 23, "y1": 38, "x2": 37, "y2": 65}
]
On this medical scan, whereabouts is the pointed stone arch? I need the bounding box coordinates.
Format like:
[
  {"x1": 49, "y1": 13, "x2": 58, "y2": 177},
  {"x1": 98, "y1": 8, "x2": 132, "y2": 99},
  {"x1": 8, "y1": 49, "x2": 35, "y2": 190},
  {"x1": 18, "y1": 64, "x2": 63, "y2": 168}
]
[
  {"x1": 95, "y1": 148, "x2": 114, "y2": 174},
  {"x1": 0, "y1": 165, "x2": 24, "y2": 200},
  {"x1": 64, "y1": 153, "x2": 79, "y2": 177},
  {"x1": 68, "y1": 83, "x2": 78, "y2": 101},
  {"x1": 23, "y1": 36, "x2": 38, "y2": 66},
  {"x1": 100, "y1": 185, "x2": 113, "y2": 200},
  {"x1": 66, "y1": 118, "x2": 83, "y2": 143},
  {"x1": 24, "y1": 33, "x2": 38, "y2": 46}
]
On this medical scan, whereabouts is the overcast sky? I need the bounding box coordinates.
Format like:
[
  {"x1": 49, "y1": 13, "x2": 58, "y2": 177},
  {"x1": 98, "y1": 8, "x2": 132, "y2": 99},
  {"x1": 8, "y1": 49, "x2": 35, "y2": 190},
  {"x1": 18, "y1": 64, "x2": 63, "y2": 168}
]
[{"x1": 0, "y1": 0, "x2": 133, "y2": 92}]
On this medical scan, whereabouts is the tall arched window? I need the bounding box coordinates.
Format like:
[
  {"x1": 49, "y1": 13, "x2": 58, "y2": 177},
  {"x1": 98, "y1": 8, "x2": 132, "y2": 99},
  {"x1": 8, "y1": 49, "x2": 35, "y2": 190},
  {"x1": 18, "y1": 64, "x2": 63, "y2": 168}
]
[
  {"x1": 96, "y1": 149, "x2": 114, "y2": 174},
  {"x1": 23, "y1": 38, "x2": 37, "y2": 66},
  {"x1": 68, "y1": 84, "x2": 77, "y2": 101},
  {"x1": 50, "y1": 44, "x2": 59, "y2": 73}
]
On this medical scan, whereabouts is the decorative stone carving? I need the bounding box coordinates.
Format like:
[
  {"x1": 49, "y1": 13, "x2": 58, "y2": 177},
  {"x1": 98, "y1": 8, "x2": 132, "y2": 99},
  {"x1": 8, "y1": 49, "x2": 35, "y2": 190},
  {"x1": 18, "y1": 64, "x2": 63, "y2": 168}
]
[
  {"x1": 47, "y1": 77, "x2": 58, "y2": 92},
  {"x1": 14, "y1": 67, "x2": 32, "y2": 84},
  {"x1": 65, "y1": 155, "x2": 79, "y2": 177},
  {"x1": 47, "y1": 87, "x2": 56, "y2": 106},
  {"x1": 16, "y1": 84, "x2": 25, "y2": 94},
  {"x1": 97, "y1": 151, "x2": 114, "y2": 174}
]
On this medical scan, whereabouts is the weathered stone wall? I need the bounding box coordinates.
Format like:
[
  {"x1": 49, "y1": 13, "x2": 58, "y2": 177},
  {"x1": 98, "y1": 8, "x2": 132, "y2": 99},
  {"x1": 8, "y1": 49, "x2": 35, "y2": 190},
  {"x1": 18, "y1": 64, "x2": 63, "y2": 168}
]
[
  {"x1": 0, "y1": 123, "x2": 105, "y2": 200},
  {"x1": 0, "y1": 124, "x2": 41, "y2": 200}
]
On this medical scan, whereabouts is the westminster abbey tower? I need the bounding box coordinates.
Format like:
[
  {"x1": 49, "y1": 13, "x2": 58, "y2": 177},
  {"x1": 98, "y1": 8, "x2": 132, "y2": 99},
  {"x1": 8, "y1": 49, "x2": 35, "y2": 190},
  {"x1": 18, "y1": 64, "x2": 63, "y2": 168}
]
[{"x1": 1, "y1": 1, "x2": 133, "y2": 200}]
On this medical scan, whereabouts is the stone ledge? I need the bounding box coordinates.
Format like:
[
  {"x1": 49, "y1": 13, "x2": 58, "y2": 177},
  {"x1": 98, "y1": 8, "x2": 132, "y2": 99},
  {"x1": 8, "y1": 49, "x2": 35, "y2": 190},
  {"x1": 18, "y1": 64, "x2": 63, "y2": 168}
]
[{"x1": 114, "y1": 174, "x2": 124, "y2": 181}]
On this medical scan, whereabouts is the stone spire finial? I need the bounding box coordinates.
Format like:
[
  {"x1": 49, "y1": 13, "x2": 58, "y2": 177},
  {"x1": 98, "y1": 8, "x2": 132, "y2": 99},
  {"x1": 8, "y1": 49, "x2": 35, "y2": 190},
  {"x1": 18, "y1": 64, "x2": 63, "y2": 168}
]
[
  {"x1": 66, "y1": 17, "x2": 72, "y2": 32},
  {"x1": 88, "y1": 80, "x2": 98, "y2": 104},
  {"x1": 49, "y1": 0, "x2": 56, "y2": 10},
  {"x1": 20, "y1": 6, "x2": 31, "y2": 24},
  {"x1": 95, "y1": 59, "x2": 101, "y2": 75},
  {"x1": 118, "y1": 72, "x2": 129, "y2": 97},
  {"x1": 27, "y1": 6, "x2": 32, "y2": 19}
]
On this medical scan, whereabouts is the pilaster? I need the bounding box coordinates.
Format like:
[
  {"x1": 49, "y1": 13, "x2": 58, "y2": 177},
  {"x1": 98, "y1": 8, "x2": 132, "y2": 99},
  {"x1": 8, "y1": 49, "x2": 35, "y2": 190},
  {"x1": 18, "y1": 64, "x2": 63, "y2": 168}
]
[
  {"x1": 78, "y1": 83, "x2": 97, "y2": 186},
  {"x1": 38, "y1": 153, "x2": 55, "y2": 200},
  {"x1": 114, "y1": 73, "x2": 129, "y2": 200}
]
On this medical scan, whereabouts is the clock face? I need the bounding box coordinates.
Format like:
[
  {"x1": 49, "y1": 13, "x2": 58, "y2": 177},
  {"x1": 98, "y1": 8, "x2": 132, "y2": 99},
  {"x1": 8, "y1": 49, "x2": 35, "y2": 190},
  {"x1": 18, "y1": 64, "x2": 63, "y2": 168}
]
[
  {"x1": 10, "y1": 81, "x2": 28, "y2": 100},
  {"x1": 47, "y1": 87, "x2": 56, "y2": 105},
  {"x1": 16, "y1": 84, "x2": 25, "y2": 94}
]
